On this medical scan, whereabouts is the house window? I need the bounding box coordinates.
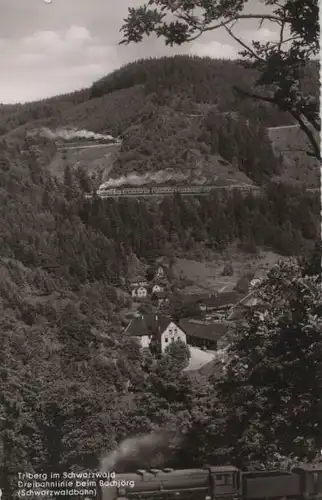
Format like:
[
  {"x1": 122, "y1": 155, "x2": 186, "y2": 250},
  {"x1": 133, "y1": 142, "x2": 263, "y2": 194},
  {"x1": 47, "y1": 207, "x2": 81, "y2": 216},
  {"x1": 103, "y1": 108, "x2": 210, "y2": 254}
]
[{"x1": 164, "y1": 337, "x2": 169, "y2": 343}]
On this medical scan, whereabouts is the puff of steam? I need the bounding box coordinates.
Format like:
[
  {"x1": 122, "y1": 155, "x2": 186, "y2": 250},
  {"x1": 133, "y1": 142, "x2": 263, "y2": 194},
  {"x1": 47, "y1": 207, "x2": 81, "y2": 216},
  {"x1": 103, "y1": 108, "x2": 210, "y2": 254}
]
[
  {"x1": 100, "y1": 430, "x2": 176, "y2": 472},
  {"x1": 99, "y1": 170, "x2": 189, "y2": 190},
  {"x1": 36, "y1": 127, "x2": 120, "y2": 143}
]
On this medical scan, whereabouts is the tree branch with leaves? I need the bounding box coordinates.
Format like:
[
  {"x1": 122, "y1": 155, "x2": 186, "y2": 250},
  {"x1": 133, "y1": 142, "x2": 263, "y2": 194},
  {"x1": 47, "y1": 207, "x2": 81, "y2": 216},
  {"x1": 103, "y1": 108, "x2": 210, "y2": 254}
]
[{"x1": 120, "y1": 0, "x2": 320, "y2": 160}]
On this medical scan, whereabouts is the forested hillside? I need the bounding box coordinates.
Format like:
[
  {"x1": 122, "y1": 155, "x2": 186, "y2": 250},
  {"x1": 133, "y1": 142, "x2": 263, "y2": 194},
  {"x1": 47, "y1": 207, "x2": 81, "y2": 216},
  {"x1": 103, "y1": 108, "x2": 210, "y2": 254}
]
[
  {"x1": 0, "y1": 55, "x2": 321, "y2": 499},
  {"x1": 0, "y1": 56, "x2": 319, "y2": 186}
]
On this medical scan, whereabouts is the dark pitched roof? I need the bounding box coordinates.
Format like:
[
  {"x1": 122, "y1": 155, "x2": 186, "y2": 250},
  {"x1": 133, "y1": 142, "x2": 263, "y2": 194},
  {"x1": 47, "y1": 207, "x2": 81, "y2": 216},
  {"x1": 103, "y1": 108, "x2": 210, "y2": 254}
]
[
  {"x1": 204, "y1": 291, "x2": 242, "y2": 308},
  {"x1": 125, "y1": 313, "x2": 171, "y2": 337},
  {"x1": 179, "y1": 319, "x2": 229, "y2": 342},
  {"x1": 153, "y1": 262, "x2": 173, "y2": 280},
  {"x1": 180, "y1": 292, "x2": 214, "y2": 305},
  {"x1": 180, "y1": 291, "x2": 242, "y2": 309},
  {"x1": 151, "y1": 291, "x2": 167, "y2": 299}
]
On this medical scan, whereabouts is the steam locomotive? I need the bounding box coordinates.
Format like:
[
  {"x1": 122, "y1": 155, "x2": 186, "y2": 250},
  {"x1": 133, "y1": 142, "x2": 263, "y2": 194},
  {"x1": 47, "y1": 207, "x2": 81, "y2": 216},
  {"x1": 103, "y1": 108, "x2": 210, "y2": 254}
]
[{"x1": 98, "y1": 463, "x2": 322, "y2": 500}]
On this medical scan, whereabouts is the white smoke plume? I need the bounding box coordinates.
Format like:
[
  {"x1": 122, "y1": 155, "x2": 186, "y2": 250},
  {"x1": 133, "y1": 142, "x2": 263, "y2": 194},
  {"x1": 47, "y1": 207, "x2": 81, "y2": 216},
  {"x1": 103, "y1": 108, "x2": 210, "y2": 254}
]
[
  {"x1": 99, "y1": 169, "x2": 190, "y2": 189},
  {"x1": 100, "y1": 429, "x2": 180, "y2": 473},
  {"x1": 29, "y1": 127, "x2": 121, "y2": 143}
]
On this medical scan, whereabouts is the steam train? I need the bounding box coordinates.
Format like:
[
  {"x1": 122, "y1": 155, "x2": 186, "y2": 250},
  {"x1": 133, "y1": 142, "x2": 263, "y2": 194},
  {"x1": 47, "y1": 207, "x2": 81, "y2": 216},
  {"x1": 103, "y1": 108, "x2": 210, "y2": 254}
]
[
  {"x1": 95, "y1": 184, "x2": 259, "y2": 199},
  {"x1": 99, "y1": 464, "x2": 322, "y2": 500}
]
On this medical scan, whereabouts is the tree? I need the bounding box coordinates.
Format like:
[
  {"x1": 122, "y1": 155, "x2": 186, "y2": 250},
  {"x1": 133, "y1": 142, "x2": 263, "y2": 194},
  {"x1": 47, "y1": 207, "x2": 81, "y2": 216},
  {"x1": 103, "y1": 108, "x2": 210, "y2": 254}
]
[
  {"x1": 216, "y1": 259, "x2": 322, "y2": 466},
  {"x1": 177, "y1": 258, "x2": 322, "y2": 469},
  {"x1": 164, "y1": 339, "x2": 191, "y2": 371},
  {"x1": 120, "y1": 0, "x2": 320, "y2": 160}
]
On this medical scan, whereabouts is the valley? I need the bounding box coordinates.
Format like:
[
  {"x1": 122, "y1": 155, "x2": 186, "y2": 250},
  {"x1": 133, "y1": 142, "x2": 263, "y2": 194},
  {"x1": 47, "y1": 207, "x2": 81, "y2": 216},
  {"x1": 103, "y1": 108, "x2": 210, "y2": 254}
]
[{"x1": 0, "y1": 53, "x2": 320, "y2": 498}]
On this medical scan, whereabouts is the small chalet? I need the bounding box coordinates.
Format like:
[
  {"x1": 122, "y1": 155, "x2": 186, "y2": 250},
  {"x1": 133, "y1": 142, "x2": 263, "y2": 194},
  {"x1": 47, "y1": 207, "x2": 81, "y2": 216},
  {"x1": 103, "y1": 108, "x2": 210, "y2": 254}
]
[
  {"x1": 130, "y1": 280, "x2": 149, "y2": 299},
  {"x1": 152, "y1": 284, "x2": 163, "y2": 294},
  {"x1": 131, "y1": 286, "x2": 148, "y2": 299},
  {"x1": 155, "y1": 265, "x2": 166, "y2": 279},
  {"x1": 179, "y1": 319, "x2": 231, "y2": 351},
  {"x1": 153, "y1": 263, "x2": 171, "y2": 283},
  {"x1": 125, "y1": 313, "x2": 186, "y2": 354}
]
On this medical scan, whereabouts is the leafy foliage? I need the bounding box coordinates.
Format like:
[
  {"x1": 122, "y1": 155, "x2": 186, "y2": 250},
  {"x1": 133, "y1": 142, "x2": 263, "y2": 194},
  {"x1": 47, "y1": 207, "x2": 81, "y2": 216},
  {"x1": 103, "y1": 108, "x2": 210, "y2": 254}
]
[
  {"x1": 178, "y1": 259, "x2": 322, "y2": 469},
  {"x1": 218, "y1": 260, "x2": 322, "y2": 465}
]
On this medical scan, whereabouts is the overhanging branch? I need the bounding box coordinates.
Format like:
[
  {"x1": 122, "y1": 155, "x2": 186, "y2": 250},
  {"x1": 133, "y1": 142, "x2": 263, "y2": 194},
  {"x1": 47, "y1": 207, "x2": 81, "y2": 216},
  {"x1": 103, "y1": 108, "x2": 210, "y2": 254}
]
[{"x1": 185, "y1": 13, "x2": 286, "y2": 41}]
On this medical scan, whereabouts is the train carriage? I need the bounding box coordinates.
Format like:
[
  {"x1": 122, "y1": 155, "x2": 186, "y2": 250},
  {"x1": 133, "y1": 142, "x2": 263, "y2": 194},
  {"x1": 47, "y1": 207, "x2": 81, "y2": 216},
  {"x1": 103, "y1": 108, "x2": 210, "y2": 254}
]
[
  {"x1": 242, "y1": 470, "x2": 300, "y2": 499},
  {"x1": 98, "y1": 463, "x2": 322, "y2": 500},
  {"x1": 293, "y1": 464, "x2": 322, "y2": 500}
]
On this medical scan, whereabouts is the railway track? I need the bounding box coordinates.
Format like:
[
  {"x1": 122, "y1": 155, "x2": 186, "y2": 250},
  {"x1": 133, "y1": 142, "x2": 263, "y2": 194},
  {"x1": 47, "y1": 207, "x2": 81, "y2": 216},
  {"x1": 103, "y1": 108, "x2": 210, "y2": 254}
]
[
  {"x1": 93, "y1": 184, "x2": 262, "y2": 198},
  {"x1": 84, "y1": 184, "x2": 318, "y2": 200}
]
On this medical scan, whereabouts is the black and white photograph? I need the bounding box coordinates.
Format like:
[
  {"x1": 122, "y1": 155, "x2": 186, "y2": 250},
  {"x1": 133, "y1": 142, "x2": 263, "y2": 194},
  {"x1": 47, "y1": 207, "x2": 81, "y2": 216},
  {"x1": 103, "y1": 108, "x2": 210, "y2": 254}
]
[{"x1": 0, "y1": 0, "x2": 321, "y2": 499}]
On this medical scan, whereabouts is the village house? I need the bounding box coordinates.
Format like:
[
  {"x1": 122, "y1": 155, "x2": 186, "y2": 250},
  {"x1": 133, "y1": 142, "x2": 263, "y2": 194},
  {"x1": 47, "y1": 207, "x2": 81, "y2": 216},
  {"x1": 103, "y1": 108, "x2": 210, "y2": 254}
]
[
  {"x1": 179, "y1": 319, "x2": 231, "y2": 351},
  {"x1": 155, "y1": 265, "x2": 166, "y2": 279},
  {"x1": 124, "y1": 313, "x2": 187, "y2": 354},
  {"x1": 124, "y1": 312, "x2": 233, "y2": 356},
  {"x1": 131, "y1": 285, "x2": 148, "y2": 299},
  {"x1": 152, "y1": 263, "x2": 172, "y2": 283},
  {"x1": 130, "y1": 280, "x2": 149, "y2": 299},
  {"x1": 152, "y1": 284, "x2": 163, "y2": 294}
]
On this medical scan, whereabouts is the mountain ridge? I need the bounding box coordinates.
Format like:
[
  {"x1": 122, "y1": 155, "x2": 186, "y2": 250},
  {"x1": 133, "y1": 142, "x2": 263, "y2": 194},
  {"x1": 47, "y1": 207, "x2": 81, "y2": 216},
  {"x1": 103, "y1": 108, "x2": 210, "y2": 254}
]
[{"x1": 0, "y1": 55, "x2": 319, "y2": 188}]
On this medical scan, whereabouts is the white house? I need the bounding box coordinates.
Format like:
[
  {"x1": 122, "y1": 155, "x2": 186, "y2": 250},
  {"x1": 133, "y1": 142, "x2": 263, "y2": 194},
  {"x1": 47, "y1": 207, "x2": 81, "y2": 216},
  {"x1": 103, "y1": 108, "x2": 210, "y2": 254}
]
[
  {"x1": 155, "y1": 266, "x2": 165, "y2": 279},
  {"x1": 137, "y1": 286, "x2": 148, "y2": 298},
  {"x1": 130, "y1": 285, "x2": 148, "y2": 299},
  {"x1": 152, "y1": 284, "x2": 163, "y2": 294},
  {"x1": 125, "y1": 313, "x2": 186, "y2": 354},
  {"x1": 161, "y1": 321, "x2": 186, "y2": 352}
]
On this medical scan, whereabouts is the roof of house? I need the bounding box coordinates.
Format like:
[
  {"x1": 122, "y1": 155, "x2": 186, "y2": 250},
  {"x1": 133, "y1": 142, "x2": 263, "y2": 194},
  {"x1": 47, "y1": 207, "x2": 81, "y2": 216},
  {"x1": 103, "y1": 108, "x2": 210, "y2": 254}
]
[
  {"x1": 204, "y1": 291, "x2": 242, "y2": 309},
  {"x1": 180, "y1": 291, "x2": 242, "y2": 309},
  {"x1": 125, "y1": 313, "x2": 172, "y2": 337},
  {"x1": 130, "y1": 282, "x2": 148, "y2": 289},
  {"x1": 154, "y1": 262, "x2": 172, "y2": 280},
  {"x1": 180, "y1": 292, "x2": 215, "y2": 305},
  {"x1": 151, "y1": 291, "x2": 167, "y2": 299},
  {"x1": 179, "y1": 319, "x2": 229, "y2": 342}
]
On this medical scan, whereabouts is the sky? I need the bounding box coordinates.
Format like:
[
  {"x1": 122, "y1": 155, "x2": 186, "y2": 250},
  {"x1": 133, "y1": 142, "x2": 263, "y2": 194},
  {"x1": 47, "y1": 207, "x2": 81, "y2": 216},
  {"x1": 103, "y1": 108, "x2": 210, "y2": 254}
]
[{"x1": 0, "y1": 0, "x2": 279, "y2": 104}]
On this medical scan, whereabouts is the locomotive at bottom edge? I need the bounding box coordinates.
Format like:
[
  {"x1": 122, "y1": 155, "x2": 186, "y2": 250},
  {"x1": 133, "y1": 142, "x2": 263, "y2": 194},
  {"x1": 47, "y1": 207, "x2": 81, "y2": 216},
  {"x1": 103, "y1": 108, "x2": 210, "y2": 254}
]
[{"x1": 98, "y1": 463, "x2": 322, "y2": 500}]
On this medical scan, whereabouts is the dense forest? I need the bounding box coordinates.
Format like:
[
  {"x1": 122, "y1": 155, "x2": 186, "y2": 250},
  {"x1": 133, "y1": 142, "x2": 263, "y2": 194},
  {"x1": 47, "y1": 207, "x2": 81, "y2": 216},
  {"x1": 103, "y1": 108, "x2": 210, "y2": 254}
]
[
  {"x1": 0, "y1": 131, "x2": 321, "y2": 497},
  {"x1": 0, "y1": 55, "x2": 321, "y2": 499}
]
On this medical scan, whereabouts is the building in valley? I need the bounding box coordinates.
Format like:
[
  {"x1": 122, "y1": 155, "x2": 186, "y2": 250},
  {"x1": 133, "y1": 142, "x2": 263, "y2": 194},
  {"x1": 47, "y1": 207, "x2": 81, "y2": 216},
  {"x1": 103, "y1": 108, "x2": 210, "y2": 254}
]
[
  {"x1": 125, "y1": 313, "x2": 233, "y2": 355},
  {"x1": 130, "y1": 282, "x2": 149, "y2": 299},
  {"x1": 152, "y1": 284, "x2": 163, "y2": 294},
  {"x1": 179, "y1": 319, "x2": 231, "y2": 351},
  {"x1": 181, "y1": 291, "x2": 243, "y2": 319},
  {"x1": 125, "y1": 313, "x2": 187, "y2": 354}
]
